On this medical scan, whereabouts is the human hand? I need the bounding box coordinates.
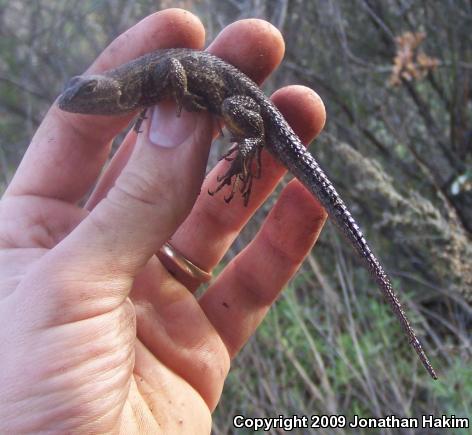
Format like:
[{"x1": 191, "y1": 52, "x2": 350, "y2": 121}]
[{"x1": 0, "y1": 9, "x2": 326, "y2": 434}]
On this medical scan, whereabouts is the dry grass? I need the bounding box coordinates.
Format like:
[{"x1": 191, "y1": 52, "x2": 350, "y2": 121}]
[{"x1": 213, "y1": 226, "x2": 471, "y2": 435}]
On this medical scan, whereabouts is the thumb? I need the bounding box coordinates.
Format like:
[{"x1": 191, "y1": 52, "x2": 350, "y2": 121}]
[{"x1": 20, "y1": 105, "x2": 213, "y2": 324}]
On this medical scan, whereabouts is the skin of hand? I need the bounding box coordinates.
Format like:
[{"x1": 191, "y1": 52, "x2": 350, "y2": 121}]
[{"x1": 0, "y1": 8, "x2": 327, "y2": 435}]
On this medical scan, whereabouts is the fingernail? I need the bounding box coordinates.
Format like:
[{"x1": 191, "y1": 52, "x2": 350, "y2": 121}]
[{"x1": 148, "y1": 102, "x2": 197, "y2": 148}]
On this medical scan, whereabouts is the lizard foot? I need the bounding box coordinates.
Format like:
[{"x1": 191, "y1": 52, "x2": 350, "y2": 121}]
[
  {"x1": 175, "y1": 91, "x2": 207, "y2": 117},
  {"x1": 208, "y1": 139, "x2": 263, "y2": 206},
  {"x1": 133, "y1": 109, "x2": 148, "y2": 133}
]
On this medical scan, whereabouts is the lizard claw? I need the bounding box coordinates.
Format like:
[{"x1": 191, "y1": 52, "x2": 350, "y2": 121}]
[{"x1": 209, "y1": 144, "x2": 262, "y2": 206}]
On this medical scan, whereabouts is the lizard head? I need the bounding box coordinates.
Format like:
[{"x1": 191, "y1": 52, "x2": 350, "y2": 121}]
[{"x1": 58, "y1": 74, "x2": 126, "y2": 115}]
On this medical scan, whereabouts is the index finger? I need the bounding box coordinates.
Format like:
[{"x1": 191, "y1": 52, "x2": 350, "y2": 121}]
[{"x1": 5, "y1": 9, "x2": 205, "y2": 202}]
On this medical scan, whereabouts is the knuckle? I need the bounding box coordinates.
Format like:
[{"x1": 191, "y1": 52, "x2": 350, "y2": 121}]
[{"x1": 112, "y1": 169, "x2": 163, "y2": 207}]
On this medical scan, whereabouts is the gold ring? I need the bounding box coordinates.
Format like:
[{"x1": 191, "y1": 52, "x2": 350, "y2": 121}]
[{"x1": 158, "y1": 242, "x2": 212, "y2": 282}]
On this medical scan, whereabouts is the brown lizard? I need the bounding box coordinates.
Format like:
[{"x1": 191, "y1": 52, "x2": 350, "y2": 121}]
[{"x1": 58, "y1": 48, "x2": 438, "y2": 379}]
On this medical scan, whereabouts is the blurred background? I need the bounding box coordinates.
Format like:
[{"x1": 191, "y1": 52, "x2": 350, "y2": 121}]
[{"x1": 0, "y1": 1, "x2": 471, "y2": 434}]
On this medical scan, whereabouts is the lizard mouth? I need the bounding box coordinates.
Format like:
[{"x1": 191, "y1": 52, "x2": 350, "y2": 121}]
[
  {"x1": 57, "y1": 76, "x2": 126, "y2": 115},
  {"x1": 57, "y1": 91, "x2": 77, "y2": 112},
  {"x1": 57, "y1": 89, "x2": 88, "y2": 113},
  {"x1": 57, "y1": 76, "x2": 100, "y2": 113}
]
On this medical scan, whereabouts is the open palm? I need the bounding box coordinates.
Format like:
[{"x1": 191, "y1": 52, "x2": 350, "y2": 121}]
[{"x1": 0, "y1": 9, "x2": 326, "y2": 434}]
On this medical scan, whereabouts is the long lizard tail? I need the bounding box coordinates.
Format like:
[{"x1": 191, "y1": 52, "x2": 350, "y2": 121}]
[{"x1": 275, "y1": 138, "x2": 437, "y2": 379}]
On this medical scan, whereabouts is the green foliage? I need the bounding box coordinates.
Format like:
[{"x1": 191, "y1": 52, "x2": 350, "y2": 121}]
[{"x1": 214, "y1": 262, "x2": 469, "y2": 433}]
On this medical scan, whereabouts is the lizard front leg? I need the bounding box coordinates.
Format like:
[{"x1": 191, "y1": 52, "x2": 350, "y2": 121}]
[
  {"x1": 133, "y1": 109, "x2": 148, "y2": 133},
  {"x1": 209, "y1": 95, "x2": 265, "y2": 205},
  {"x1": 134, "y1": 58, "x2": 206, "y2": 131},
  {"x1": 164, "y1": 58, "x2": 207, "y2": 116},
  {"x1": 134, "y1": 58, "x2": 207, "y2": 131}
]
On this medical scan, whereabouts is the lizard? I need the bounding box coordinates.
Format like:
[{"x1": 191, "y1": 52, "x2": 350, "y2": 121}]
[{"x1": 57, "y1": 48, "x2": 438, "y2": 380}]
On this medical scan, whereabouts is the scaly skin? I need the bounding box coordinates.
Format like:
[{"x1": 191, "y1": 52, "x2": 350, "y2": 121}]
[{"x1": 58, "y1": 48, "x2": 437, "y2": 379}]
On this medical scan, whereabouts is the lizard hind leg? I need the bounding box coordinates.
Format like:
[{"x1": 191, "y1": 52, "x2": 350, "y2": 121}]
[{"x1": 209, "y1": 96, "x2": 265, "y2": 206}]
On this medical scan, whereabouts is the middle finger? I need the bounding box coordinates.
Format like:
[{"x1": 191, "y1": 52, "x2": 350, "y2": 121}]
[{"x1": 169, "y1": 84, "x2": 326, "y2": 290}]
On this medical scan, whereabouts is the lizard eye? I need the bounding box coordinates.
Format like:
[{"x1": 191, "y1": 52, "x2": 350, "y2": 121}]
[{"x1": 81, "y1": 80, "x2": 98, "y2": 94}]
